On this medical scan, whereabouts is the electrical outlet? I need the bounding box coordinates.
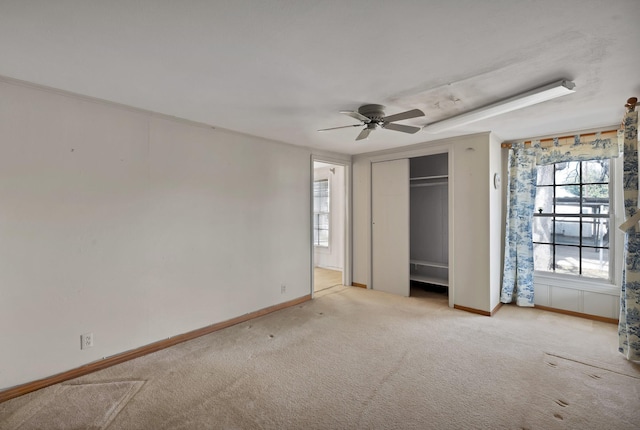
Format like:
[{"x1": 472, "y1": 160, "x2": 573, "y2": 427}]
[
  {"x1": 281, "y1": 284, "x2": 286, "y2": 294},
  {"x1": 81, "y1": 332, "x2": 94, "y2": 350}
]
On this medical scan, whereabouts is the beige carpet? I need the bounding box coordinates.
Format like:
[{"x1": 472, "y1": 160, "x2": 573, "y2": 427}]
[
  {"x1": 1, "y1": 286, "x2": 639, "y2": 429},
  {"x1": 1, "y1": 381, "x2": 143, "y2": 429}
]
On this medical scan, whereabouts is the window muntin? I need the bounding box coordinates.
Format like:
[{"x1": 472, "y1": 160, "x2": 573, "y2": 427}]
[
  {"x1": 313, "y1": 179, "x2": 329, "y2": 247},
  {"x1": 533, "y1": 159, "x2": 611, "y2": 280}
]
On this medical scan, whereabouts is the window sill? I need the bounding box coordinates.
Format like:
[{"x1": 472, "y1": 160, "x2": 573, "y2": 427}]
[{"x1": 533, "y1": 272, "x2": 619, "y2": 296}]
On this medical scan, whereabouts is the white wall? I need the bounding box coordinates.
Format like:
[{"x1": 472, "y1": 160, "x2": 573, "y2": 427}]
[
  {"x1": 352, "y1": 133, "x2": 503, "y2": 312},
  {"x1": 313, "y1": 164, "x2": 345, "y2": 271},
  {"x1": 534, "y1": 276, "x2": 619, "y2": 319},
  {"x1": 0, "y1": 79, "x2": 312, "y2": 390}
]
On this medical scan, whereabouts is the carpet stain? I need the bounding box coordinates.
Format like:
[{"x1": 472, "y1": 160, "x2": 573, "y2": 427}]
[
  {"x1": 553, "y1": 413, "x2": 564, "y2": 420},
  {"x1": 587, "y1": 373, "x2": 601, "y2": 379},
  {"x1": 554, "y1": 399, "x2": 569, "y2": 407},
  {"x1": 269, "y1": 334, "x2": 274, "y2": 338},
  {"x1": 545, "y1": 361, "x2": 558, "y2": 368}
]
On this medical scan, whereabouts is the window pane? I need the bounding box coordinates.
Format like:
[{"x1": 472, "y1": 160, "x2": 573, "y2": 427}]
[
  {"x1": 534, "y1": 243, "x2": 553, "y2": 272},
  {"x1": 317, "y1": 213, "x2": 329, "y2": 229},
  {"x1": 582, "y1": 185, "x2": 609, "y2": 215},
  {"x1": 533, "y1": 215, "x2": 553, "y2": 242},
  {"x1": 554, "y1": 218, "x2": 579, "y2": 245},
  {"x1": 555, "y1": 186, "x2": 580, "y2": 213},
  {"x1": 537, "y1": 164, "x2": 554, "y2": 185},
  {"x1": 534, "y1": 186, "x2": 553, "y2": 214},
  {"x1": 582, "y1": 159, "x2": 609, "y2": 183},
  {"x1": 555, "y1": 161, "x2": 580, "y2": 185},
  {"x1": 318, "y1": 229, "x2": 329, "y2": 247},
  {"x1": 581, "y1": 217, "x2": 609, "y2": 246},
  {"x1": 581, "y1": 247, "x2": 609, "y2": 279},
  {"x1": 555, "y1": 245, "x2": 580, "y2": 276}
]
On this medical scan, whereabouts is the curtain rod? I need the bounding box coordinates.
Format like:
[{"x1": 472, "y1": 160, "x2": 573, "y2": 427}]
[{"x1": 500, "y1": 129, "x2": 618, "y2": 149}]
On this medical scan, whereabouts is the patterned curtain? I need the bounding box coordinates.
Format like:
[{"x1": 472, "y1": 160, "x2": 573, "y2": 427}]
[
  {"x1": 535, "y1": 133, "x2": 621, "y2": 165},
  {"x1": 501, "y1": 135, "x2": 621, "y2": 307},
  {"x1": 501, "y1": 143, "x2": 538, "y2": 306},
  {"x1": 619, "y1": 110, "x2": 640, "y2": 361}
]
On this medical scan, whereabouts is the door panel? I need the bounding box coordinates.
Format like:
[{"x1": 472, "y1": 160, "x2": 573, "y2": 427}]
[{"x1": 372, "y1": 159, "x2": 410, "y2": 296}]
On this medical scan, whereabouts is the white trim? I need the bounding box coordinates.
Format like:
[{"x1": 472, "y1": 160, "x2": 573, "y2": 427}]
[{"x1": 534, "y1": 272, "x2": 619, "y2": 296}]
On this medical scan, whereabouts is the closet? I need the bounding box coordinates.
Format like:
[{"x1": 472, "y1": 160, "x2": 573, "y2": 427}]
[
  {"x1": 409, "y1": 153, "x2": 449, "y2": 289},
  {"x1": 369, "y1": 133, "x2": 500, "y2": 311}
]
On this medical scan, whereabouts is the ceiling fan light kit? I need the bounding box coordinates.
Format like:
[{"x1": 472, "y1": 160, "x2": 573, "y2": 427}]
[{"x1": 422, "y1": 79, "x2": 576, "y2": 133}]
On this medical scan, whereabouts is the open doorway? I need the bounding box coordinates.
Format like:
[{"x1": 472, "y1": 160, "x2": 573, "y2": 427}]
[{"x1": 313, "y1": 160, "x2": 347, "y2": 293}]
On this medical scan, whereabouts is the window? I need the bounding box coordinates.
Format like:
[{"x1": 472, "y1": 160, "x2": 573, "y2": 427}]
[
  {"x1": 313, "y1": 179, "x2": 329, "y2": 247},
  {"x1": 533, "y1": 159, "x2": 611, "y2": 280}
]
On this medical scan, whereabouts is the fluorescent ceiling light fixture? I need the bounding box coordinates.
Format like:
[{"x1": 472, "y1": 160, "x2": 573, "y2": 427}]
[{"x1": 422, "y1": 79, "x2": 576, "y2": 133}]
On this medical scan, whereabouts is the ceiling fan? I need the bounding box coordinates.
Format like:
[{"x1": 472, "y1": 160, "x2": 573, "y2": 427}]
[{"x1": 318, "y1": 104, "x2": 425, "y2": 141}]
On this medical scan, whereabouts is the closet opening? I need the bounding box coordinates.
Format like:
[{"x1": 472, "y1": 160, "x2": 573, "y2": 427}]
[{"x1": 410, "y1": 153, "x2": 449, "y2": 302}]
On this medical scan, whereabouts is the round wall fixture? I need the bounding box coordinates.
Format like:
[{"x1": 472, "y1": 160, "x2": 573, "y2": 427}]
[{"x1": 493, "y1": 173, "x2": 501, "y2": 189}]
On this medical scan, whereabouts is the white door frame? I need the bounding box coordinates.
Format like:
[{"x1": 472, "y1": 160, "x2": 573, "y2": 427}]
[{"x1": 311, "y1": 155, "x2": 352, "y2": 296}]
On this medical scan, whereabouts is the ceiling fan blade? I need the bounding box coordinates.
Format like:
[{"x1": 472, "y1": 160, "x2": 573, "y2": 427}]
[
  {"x1": 382, "y1": 108, "x2": 425, "y2": 123},
  {"x1": 317, "y1": 124, "x2": 362, "y2": 132},
  {"x1": 383, "y1": 123, "x2": 421, "y2": 134},
  {"x1": 356, "y1": 128, "x2": 372, "y2": 141},
  {"x1": 340, "y1": 110, "x2": 371, "y2": 123}
]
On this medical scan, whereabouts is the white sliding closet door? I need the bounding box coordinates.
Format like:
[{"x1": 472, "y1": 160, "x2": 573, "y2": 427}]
[{"x1": 372, "y1": 159, "x2": 410, "y2": 296}]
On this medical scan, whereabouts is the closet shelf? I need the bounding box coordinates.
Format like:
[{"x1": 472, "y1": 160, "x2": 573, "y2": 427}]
[
  {"x1": 409, "y1": 273, "x2": 449, "y2": 287},
  {"x1": 410, "y1": 259, "x2": 448, "y2": 269}
]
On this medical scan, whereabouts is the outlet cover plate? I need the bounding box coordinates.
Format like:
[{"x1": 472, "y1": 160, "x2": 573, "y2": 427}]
[{"x1": 81, "y1": 332, "x2": 94, "y2": 350}]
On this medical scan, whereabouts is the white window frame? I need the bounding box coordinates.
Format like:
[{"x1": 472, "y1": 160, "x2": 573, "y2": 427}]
[
  {"x1": 533, "y1": 155, "x2": 623, "y2": 295},
  {"x1": 313, "y1": 177, "x2": 330, "y2": 249}
]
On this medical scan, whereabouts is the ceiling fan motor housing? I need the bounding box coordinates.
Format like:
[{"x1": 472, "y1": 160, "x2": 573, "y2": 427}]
[{"x1": 357, "y1": 104, "x2": 386, "y2": 121}]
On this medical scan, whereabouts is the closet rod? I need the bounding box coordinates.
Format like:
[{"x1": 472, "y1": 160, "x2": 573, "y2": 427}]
[{"x1": 411, "y1": 175, "x2": 448, "y2": 181}]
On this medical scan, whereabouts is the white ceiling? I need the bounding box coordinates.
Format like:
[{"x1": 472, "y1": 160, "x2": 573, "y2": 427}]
[{"x1": 0, "y1": 1, "x2": 638, "y2": 155}]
